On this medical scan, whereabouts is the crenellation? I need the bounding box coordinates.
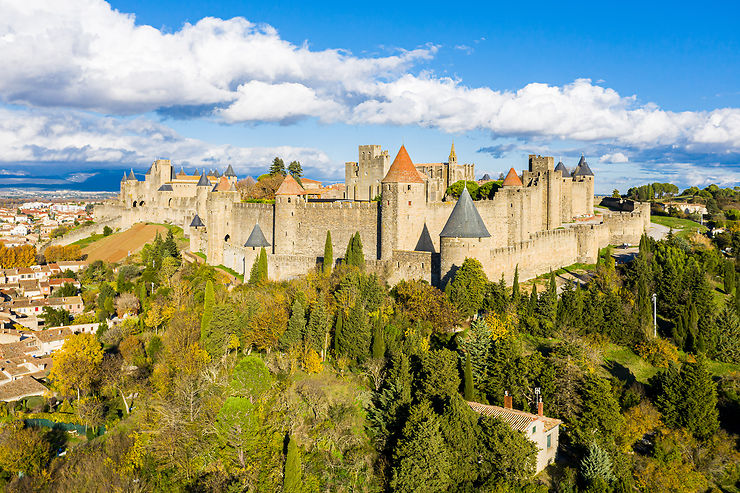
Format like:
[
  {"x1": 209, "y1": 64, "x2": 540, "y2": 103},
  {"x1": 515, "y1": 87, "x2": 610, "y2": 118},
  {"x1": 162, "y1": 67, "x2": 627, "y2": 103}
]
[{"x1": 94, "y1": 145, "x2": 649, "y2": 286}]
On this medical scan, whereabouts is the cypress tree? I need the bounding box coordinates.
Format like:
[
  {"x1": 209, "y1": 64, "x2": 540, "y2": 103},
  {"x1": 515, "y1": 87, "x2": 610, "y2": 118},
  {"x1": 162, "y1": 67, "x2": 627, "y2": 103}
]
[
  {"x1": 163, "y1": 229, "x2": 179, "y2": 258},
  {"x1": 258, "y1": 247, "x2": 268, "y2": 281},
  {"x1": 372, "y1": 322, "x2": 385, "y2": 360},
  {"x1": 323, "y1": 230, "x2": 333, "y2": 274},
  {"x1": 283, "y1": 434, "x2": 301, "y2": 493},
  {"x1": 344, "y1": 232, "x2": 365, "y2": 268},
  {"x1": 336, "y1": 305, "x2": 370, "y2": 362},
  {"x1": 279, "y1": 297, "x2": 306, "y2": 351},
  {"x1": 306, "y1": 300, "x2": 327, "y2": 353},
  {"x1": 248, "y1": 255, "x2": 261, "y2": 284},
  {"x1": 463, "y1": 353, "x2": 474, "y2": 401},
  {"x1": 724, "y1": 259, "x2": 735, "y2": 294},
  {"x1": 333, "y1": 311, "x2": 344, "y2": 355},
  {"x1": 200, "y1": 280, "x2": 215, "y2": 341},
  {"x1": 512, "y1": 265, "x2": 520, "y2": 302},
  {"x1": 528, "y1": 284, "x2": 538, "y2": 316}
]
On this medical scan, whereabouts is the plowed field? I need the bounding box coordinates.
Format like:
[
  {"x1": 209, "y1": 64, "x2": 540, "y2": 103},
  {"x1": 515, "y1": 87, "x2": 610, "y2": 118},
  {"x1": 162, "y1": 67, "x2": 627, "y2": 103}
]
[{"x1": 82, "y1": 223, "x2": 169, "y2": 263}]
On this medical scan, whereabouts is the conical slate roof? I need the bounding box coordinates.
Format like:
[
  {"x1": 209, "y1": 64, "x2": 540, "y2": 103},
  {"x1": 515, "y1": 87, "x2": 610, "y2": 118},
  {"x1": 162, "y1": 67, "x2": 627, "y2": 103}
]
[
  {"x1": 440, "y1": 186, "x2": 491, "y2": 238},
  {"x1": 275, "y1": 174, "x2": 305, "y2": 195},
  {"x1": 224, "y1": 164, "x2": 237, "y2": 177},
  {"x1": 554, "y1": 161, "x2": 570, "y2": 177},
  {"x1": 157, "y1": 184, "x2": 173, "y2": 191},
  {"x1": 196, "y1": 173, "x2": 211, "y2": 186},
  {"x1": 190, "y1": 214, "x2": 205, "y2": 228},
  {"x1": 244, "y1": 223, "x2": 270, "y2": 248},
  {"x1": 177, "y1": 167, "x2": 187, "y2": 178},
  {"x1": 121, "y1": 172, "x2": 127, "y2": 182},
  {"x1": 193, "y1": 168, "x2": 200, "y2": 176},
  {"x1": 573, "y1": 155, "x2": 594, "y2": 177},
  {"x1": 128, "y1": 169, "x2": 137, "y2": 181},
  {"x1": 481, "y1": 173, "x2": 491, "y2": 181},
  {"x1": 502, "y1": 168, "x2": 523, "y2": 186},
  {"x1": 382, "y1": 145, "x2": 424, "y2": 183}
]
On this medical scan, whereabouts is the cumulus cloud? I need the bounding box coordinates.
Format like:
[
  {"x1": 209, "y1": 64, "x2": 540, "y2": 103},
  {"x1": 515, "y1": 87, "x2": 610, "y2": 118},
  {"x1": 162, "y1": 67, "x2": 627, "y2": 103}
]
[
  {"x1": 1, "y1": 0, "x2": 739, "y2": 178},
  {"x1": 0, "y1": 107, "x2": 332, "y2": 176},
  {"x1": 600, "y1": 152, "x2": 629, "y2": 163}
]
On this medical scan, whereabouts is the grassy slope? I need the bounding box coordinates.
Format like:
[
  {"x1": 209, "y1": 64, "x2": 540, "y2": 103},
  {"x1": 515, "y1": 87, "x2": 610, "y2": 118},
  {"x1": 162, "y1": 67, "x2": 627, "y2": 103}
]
[{"x1": 650, "y1": 215, "x2": 708, "y2": 239}]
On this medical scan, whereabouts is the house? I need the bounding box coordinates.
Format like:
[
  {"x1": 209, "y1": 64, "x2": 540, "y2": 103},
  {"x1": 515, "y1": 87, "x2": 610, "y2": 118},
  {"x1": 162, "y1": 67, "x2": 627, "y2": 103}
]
[
  {"x1": 468, "y1": 395, "x2": 561, "y2": 474},
  {"x1": 0, "y1": 375, "x2": 47, "y2": 402}
]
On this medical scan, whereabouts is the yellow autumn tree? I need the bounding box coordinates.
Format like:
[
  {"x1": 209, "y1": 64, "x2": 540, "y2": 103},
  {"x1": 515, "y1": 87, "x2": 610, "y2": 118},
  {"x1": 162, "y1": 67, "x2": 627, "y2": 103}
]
[{"x1": 48, "y1": 333, "x2": 104, "y2": 401}]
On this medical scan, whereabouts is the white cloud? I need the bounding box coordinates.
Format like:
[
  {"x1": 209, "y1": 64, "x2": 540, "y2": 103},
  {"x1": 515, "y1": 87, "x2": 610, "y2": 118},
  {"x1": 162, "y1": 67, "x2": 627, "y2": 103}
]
[
  {"x1": 600, "y1": 152, "x2": 629, "y2": 163},
  {"x1": 0, "y1": 0, "x2": 739, "y2": 170},
  {"x1": 0, "y1": 107, "x2": 332, "y2": 175}
]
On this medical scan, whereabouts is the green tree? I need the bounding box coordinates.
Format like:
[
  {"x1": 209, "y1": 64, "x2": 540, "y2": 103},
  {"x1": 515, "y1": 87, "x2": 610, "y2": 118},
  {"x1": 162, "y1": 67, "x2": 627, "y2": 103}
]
[
  {"x1": 200, "y1": 279, "x2": 215, "y2": 341},
  {"x1": 372, "y1": 322, "x2": 385, "y2": 360},
  {"x1": 652, "y1": 357, "x2": 719, "y2": 440},
  {"x1": 270, "y1": 157, "x2": 286, "y2": 176},
  {"x1": 215, "y1": 396, "x2": 259, "y2": 470},
  {"x1": 477, "y1": 414, "x2": 537, "y2": 487},
  {"x1": 230, "y1": 355, "x2": 272, "y2": 399},
  {"x1": 463, "y1": 352, "x2": 474, "y2": 401},
  {"x1": 570, "y1": 373, "x2": 624, "y2": 447},
  {"x1": 305, "y1": 300, "x2": 328, "y2": 355},
  {"x1": 323, "y1": 230, "x2": 333, "y2": 274},
  {"x1": 0, "y1": 424, "x2": 51, "y2": 476},
  {"x1": 344, "y1": 232, "x2": 365, "y2": 268},
  {"x1": 391, "y1": 400, "x2": 452, "y2": 493},
  {"x1": 723, "y1": 259, "x2": 736, "y2": 294},
  {"x1": 447, "y1": 257, "x2": 488, "y2": 319},
  {"x1": 283, "y1": 434, "x2": 302, "y2": 493},
  {"x1": 163, "y1": 229, "x2": 180, "y2": 259},
  {"x1": 580, "y1": 442, "x2": 615, "y2": 487},
  {"x1": 279, "y1": 296, "x2": 306, "y2": 351},
  {"x1": 41, "y1": 306, "x2": 71, "y2": 327},
  {"x1": 249, "y1": 248, "x2": 268, "y2": 284},
  {"x1": 287, "y1": 160, "x2": 303, "y2": 179},
  {"x1": 258, "y1": 247, "x2": 268, "y2": 281},
  {"x1": 202, "y1": 304, "x2": 240, "y2": 358},
  {"x1": 512, "y1": 265, "x2": 520, "y2": 302},
  {"x1": 102, "y1": 225, "x2": 113, "y2": 236},
  {"x1": 419, "y1": 349, "x2": 461, "y2": 399},
  {"x1": 335, "y1": 305, "x2": 371, "y2": 363}
]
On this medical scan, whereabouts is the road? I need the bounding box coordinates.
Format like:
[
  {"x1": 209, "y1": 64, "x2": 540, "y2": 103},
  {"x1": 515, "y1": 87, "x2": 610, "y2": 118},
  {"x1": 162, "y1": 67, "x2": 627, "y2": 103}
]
[{"x1": 648, "y1": 223, "x2": 671, "y2": 241}]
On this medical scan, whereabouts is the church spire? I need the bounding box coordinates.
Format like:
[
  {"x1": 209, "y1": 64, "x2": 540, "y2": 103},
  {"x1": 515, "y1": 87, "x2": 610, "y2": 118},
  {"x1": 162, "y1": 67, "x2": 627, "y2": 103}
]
[{"x1": 449, "y1": 141, "x2": 457, "y2": 166}]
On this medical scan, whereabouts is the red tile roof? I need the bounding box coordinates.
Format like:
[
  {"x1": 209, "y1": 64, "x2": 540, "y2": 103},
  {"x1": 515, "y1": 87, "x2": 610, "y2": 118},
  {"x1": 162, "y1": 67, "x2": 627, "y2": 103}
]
[
  {"x1": 214, "y1": 176, "x2": 232, "y2": 192},
  {"x1": 467, "y1": 401, "x2": 561, "y2": 432},
  {"x1": 382, "y1": 145, "x2": 424, "y2": 184},
  {"x1": 275, "y1": 174, "x2": 306, "y2": 195},
  {"x1": 502, "y1": 168, "x2": 523, "y2": 187}
]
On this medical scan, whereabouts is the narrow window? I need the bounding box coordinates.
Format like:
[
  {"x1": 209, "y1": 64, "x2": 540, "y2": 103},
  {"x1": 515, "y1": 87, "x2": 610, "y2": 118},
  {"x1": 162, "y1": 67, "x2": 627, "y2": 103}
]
[
  {"x1": 532, "y1": 426, "x2": 536, "y2": 434},
  {"x1": 547, "y1": 434, "x2": 551, "y2": 448}
]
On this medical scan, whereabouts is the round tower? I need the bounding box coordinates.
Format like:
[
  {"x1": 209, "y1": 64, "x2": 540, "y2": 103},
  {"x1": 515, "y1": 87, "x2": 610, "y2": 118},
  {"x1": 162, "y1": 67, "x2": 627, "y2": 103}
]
[
  {"x1": 439, "y1": 186, "x2": 491, "y2": 287},
  {"x1": 380, "y1": 145, "x2": 426, "y2": 260},
  {"x1": 273, "y1": 174, "x2": 305, "y2": 255}
]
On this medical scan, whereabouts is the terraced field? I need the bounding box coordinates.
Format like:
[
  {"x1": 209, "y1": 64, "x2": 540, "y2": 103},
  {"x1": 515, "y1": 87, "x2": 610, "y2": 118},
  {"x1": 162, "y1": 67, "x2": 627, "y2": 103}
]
[{"x1": 82, "y1": 223, "x2": 168, "y2": 263}]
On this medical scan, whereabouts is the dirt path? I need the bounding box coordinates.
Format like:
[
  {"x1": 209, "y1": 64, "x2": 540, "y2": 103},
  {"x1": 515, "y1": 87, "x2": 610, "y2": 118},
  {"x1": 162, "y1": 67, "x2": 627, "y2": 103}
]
[{"x1": 82, "y1": 223, "x2": 169, "y2": 263}]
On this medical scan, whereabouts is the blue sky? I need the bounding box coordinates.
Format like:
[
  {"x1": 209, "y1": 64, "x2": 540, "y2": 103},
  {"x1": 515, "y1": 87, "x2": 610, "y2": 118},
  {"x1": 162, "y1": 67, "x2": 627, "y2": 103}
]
[{"x1": 0, "y1": 0, "x2": 739, "y2": 192}]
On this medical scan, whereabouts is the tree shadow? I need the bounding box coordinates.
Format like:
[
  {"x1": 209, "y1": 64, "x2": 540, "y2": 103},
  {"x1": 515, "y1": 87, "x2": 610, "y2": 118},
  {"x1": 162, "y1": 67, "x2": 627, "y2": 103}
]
[{"x1": 602, "y1": 359, "x2": 636, "y2": 387}]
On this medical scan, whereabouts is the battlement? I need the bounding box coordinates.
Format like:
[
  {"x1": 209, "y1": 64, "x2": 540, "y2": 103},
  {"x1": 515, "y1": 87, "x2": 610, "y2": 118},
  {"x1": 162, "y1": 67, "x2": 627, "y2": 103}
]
[{"x1": 528, "y1": 155, "x2": 554, "y2": 173}]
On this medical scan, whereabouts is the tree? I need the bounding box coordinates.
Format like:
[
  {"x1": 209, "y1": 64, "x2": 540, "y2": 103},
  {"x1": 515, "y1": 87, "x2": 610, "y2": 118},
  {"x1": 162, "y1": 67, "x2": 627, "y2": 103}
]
[
  {"x1": 230, "y1": 355, "x2": 271, "y2": 400},
  {"x1": 200, "y1": 279, "x2": 215, "y2": 342},
  {"x1": 344, "y1": 232, "x2": 365, "y2": 268},
  {"x1": 103, "y1": 225, "x2": 113, "y2": 236},
  {"x1": 49, "y1": 333, "x2": 104, "y2": 401},
  {"x1": 202, "y1": 305, "x2": 240, "y2": 358},
  {"x1": 419, "y1": 349, "x2": 460, "y2": 399},
  {"x1": 305, "y1": 300, "x2": 328, "y2": 356},
  {"x1": 269, "y1": 157, "x2": 286, "y2": 176},
  {"x1": 612, "y1": 189, "x2": 620, "y2": 198},
  {"x1": 279, "y1": 296, "x2": 306, "y2": 351},
  {"x1": 447, "y1": 258, "x2": 488, "y2": 319},
  {"x1": 476, "y1": 414, "x2": 537, "y2": 487},
  {"x1": 335, "y1": 305, "x2": 371, "y2": 363},
  {"x1": 287, "y1": 160, "x2": 303, "y2": 179},
  {"x1": 0, "y1": 423, "x2": 51, "y2": 476},
  {"x1": 258, "y1": 247, "x2": 268, "y2": 281},
  {"x1": 652, "y1": 357, "x2": 719, "y2": 440},
  {"x1": 115, "y1": 292, "x2": 140, "y2": 318},
  {"x1": 580, "y1": 442, "x2": 616, "y2": 487},
  {"x1": 723, "y1": 259, "x2": 735, "y2": 294},
  {"x1": 512, "y1": 265, "x2": 520, "y2": 302},
  {"x1": 215, "y1": 396, "x2": 259, "y2": 470},
  {"x1": 52, "y1": 282, "x2": 78, "y2": 297},
  {"x1": 463, "y1": 353, "x2": 474, "y2": 400},
  {"x1": 391, "y1": 400, "x2": 452, "y2": 493},
  {"x1": 570, "y1": 373, "x2": 623, "y2": 447},
  {"x1": 163, "y1": 229, "x2": 179, "y2": 259},
  {"x1": 323, "y1": 230, "x2": 333, "y2": 274},
  {"x1": 283, "y1": 434, "x2": 302, "y2": 493},
  {"x1": 372, "y1": 322, "x2": 385, "y2": 360},
  {"x1": 41, "y1": 306, "x2": 70, "y2": 327}
]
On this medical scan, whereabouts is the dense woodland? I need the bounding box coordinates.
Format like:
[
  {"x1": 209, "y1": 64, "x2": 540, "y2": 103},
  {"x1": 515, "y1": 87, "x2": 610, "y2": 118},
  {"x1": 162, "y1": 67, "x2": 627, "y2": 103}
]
[{"x1": 0, "y1": 220, "x2": 738, "y2": 491}]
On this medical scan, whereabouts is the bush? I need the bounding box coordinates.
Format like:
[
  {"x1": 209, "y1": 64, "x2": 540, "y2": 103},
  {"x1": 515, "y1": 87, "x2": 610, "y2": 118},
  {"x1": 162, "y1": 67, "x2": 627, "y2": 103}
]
[{"x1": 635, "y1": 338, "x2": 679, "y2": 368}]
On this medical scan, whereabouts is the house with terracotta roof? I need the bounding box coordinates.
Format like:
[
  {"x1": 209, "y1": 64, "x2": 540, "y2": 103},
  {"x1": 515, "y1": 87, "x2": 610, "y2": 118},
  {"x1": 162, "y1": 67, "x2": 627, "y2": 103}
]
[{"x1": 468, "y1": 396, "x2": 561, "y2": 474}]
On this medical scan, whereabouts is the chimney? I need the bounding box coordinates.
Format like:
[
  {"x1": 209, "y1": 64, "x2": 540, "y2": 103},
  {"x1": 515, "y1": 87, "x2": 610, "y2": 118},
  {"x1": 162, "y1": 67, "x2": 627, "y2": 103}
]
[
  {"x1": 537, "y1": 398, "x2": 544, "y2": 417},
  {"x1": 504, "y1": 391, "x2": 513, "y2": 409}
]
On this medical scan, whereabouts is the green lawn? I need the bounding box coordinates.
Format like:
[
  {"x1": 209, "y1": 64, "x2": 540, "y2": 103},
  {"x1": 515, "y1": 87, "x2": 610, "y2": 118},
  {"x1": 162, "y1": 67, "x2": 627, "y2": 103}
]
[
  {"x1": 216, "y1": 264, "x2": 244, "y2": 281},
  {"x1": 602, "y1": 344, "x2": 659, "y2": 384},
  {"x1": 651, "y1": 215, "x2": 707, "y2": 233},
  {"x1": 71, "y1": 233, "x2": 106, "y2": 247}
]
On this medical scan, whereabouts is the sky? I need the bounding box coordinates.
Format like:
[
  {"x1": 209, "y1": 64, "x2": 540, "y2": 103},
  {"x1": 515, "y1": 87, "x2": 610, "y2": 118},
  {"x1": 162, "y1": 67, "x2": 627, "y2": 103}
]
[{"x1": 0, "y1": 0, "x2": 739, "y2": 193}]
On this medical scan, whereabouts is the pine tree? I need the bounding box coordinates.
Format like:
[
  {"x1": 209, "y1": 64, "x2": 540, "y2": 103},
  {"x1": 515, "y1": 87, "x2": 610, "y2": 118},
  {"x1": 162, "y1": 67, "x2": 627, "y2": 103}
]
[
  {"x1": 512, "y1": 265, "x2": 520, "y2": 302},
  {"x1": 448, "y1": 258, "x2": 489, "y2": 319},
  {"x1": 287, "y1": 160, "x2": 303, "y2": 179},
  {"x1": 344, "y1": 232, "x2": 365, "y2": 268},
  {"x1": 270, "y1": 157, "x2": 286, "y2": 176},
  {"x1": 463, "y1": 353, "x2": 474, "y2": 401},
  {"x1": 279, "y1": 297, "x2": 306, "y2": 351},
  {"x1": 163, "y1": 229, "x2": 179, "y2": 258},
  {"x1": 336, "y1": 305, "x2": 370, "y2": 363},
  {"x1": 283, "y1": 434, "x2": 301, "y2": 493},
  {"x1": 200, "y1": 280, "x2": 215, "y2": 341},
  {"x1": 580, "y1": 442, "x2": 615, "y2": 485},
  {"x1": 248, "y1": 255, "x2": 261, "y2": 284},
  {"x1": 323, "y1": 231, "x2": 333, "y2": 274}
]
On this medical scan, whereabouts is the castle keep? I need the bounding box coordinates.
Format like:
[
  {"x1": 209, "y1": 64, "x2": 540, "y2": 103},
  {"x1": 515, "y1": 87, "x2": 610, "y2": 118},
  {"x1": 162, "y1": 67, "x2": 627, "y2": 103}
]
[{"x1": 95, "y1": 145, "x2": 650, "y2": 285}]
